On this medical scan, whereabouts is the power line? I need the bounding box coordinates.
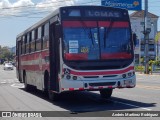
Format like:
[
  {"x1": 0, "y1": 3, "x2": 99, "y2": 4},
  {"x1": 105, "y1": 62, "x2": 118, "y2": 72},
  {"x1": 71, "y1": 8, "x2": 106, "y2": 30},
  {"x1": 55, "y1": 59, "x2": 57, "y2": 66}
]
[
  {"x1": 0, "y1": 0, "x2": 73, "y2": 10},
  {"x1": 0, "y1": 0, "x2": 73, "y2": 18},
  {"x1": 0, "y1": 0, "x2": 99, "y2": 18}
]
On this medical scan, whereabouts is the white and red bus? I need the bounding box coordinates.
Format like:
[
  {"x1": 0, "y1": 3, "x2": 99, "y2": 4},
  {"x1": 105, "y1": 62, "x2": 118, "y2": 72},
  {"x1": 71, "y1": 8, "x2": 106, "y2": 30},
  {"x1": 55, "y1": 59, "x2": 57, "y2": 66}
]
[{"x1": 16, "y1": 6, "x2": 136, "y2": 100}]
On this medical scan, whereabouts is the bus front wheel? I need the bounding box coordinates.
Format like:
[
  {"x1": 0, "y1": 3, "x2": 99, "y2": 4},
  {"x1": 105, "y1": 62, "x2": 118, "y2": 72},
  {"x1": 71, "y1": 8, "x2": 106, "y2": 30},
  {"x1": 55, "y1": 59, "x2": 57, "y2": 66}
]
[
  {"x1": 99, "y1": 89, "x2": 113, "y2": 99},
  {"x1": 48, "y1": 91, "x2": 59, "y2": 101}
]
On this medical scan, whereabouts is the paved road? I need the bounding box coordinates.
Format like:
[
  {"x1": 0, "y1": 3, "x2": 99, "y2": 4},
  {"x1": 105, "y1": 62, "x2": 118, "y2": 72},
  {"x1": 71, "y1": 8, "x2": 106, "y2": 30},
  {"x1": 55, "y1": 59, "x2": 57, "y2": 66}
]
[{"x1": 0, "y1": 65, "x2": 159, "y2": 120}]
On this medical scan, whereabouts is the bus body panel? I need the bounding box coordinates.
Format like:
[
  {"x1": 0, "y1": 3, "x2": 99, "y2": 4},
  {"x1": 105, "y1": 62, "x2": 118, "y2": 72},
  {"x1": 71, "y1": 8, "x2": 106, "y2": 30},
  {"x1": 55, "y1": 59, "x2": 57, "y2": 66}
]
[{"x1": 19, "y1": 50, "x2": 49, "y2": 90}]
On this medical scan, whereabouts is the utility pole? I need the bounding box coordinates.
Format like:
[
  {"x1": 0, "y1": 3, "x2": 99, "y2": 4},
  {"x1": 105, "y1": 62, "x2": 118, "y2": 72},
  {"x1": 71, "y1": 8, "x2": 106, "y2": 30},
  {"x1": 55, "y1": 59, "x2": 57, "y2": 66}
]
[{"x1": 144, "y1": 0, "x2": 150, "y2": 74}]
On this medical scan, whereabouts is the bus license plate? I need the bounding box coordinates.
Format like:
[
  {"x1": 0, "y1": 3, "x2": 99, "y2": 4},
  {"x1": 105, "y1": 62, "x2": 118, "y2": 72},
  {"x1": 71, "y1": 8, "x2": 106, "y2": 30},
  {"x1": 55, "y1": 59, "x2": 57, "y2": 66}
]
[{"x1": 124, "y1": 80, "x2": 132, "y2": 85}]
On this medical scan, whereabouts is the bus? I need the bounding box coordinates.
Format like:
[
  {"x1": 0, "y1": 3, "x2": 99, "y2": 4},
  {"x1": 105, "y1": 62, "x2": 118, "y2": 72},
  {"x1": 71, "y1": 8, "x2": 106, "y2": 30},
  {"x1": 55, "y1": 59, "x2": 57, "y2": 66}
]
[{"x1": 16, "y1": 6, "x2": 136, "y2": 101}]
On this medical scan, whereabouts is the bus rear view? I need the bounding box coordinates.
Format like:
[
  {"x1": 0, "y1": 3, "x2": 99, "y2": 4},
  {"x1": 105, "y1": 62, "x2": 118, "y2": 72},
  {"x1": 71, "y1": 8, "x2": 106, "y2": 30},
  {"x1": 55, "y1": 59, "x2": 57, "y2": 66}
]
[{"x1": 60, "y1": 6, "x2": 136, "y2": 99}]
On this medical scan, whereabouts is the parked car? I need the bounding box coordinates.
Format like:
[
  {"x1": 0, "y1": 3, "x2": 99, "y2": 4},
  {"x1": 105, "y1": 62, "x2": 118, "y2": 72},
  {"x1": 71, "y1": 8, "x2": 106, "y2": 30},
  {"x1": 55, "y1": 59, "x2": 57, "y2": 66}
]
[{"x1": 3, "y1": 63, "x2": 14, "y2": 70}]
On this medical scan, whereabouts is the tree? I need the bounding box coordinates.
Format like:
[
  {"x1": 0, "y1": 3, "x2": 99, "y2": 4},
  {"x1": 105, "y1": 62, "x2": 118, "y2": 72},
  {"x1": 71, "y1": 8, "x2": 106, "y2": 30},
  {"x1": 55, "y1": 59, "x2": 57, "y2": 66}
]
[
  {"x1": 0, "y1": 46, "x2": 14, "y2": 62},
  {"x1": 155, "y1": 32, "x2": 160, "y2": 60}
]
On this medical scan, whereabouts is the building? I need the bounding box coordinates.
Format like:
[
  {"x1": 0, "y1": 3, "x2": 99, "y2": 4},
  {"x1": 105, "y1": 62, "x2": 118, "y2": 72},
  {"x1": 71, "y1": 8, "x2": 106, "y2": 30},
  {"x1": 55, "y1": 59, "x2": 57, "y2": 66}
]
[{"x1": 130, "y1": 10, "x2": 159, "y2": 65}]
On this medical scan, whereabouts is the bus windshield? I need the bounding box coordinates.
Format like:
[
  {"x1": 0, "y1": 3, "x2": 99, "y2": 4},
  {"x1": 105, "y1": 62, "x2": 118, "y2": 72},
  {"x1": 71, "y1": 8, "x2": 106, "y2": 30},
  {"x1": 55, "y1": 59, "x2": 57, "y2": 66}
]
[{"x1": 63, "y1": 21, "x2": 132, "y2": 61}]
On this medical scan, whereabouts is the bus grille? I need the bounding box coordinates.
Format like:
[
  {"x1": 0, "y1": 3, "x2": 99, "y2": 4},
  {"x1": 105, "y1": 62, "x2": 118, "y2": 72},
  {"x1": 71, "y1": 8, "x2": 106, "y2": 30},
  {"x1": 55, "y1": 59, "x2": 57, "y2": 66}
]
[{"x1": 89, "y1": 82, "x2": 116, "y2": 87}]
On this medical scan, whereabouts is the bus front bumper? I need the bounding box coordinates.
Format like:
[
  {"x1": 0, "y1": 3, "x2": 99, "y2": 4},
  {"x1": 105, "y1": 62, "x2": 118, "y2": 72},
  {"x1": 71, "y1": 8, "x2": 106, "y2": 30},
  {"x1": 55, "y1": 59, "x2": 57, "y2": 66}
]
[{"x1": 60, "y1": 75, "x2": 136, "y2": 92}]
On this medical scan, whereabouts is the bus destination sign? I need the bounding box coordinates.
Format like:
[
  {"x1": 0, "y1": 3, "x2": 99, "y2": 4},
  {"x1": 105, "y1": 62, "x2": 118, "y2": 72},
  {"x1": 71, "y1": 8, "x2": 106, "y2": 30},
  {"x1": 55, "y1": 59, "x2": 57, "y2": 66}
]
[{"x1": 85, "y1": 10, "x2": 122, "y2": 18}]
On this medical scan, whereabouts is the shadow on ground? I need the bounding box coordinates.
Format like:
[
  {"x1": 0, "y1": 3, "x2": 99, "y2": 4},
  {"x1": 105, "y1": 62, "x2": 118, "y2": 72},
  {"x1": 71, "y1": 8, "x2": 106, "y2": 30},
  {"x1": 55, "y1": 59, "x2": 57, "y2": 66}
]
[{"x1": 20, "y1": 87, "x2": 156, "y2": 116}]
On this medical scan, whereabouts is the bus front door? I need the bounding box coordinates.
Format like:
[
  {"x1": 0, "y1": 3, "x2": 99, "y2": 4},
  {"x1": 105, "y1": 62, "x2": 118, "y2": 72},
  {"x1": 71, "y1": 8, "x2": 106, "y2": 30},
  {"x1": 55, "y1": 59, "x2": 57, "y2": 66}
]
[
  {"x1": 49, "y1": 22, "x2": 60, "y2": 92},
  {"x1": 17, "y1": 41, "x2": 22, "y2": 82}
]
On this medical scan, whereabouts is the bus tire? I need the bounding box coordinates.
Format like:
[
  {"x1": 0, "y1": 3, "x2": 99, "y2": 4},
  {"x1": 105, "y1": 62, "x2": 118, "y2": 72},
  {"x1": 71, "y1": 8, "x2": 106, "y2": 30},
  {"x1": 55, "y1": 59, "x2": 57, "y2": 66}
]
[
  {"x1": 99, "y1": 89, "x2": 113, "y2": 99},
  {"x1": 44, "y1": 71, "x2": 49, "y2": 96},
  {"x1": 48, "y1": 91, "x2": 59, "y2": 101},
  {"x1": 23, "y1": 72, "x2": 31, "y2": 91}
]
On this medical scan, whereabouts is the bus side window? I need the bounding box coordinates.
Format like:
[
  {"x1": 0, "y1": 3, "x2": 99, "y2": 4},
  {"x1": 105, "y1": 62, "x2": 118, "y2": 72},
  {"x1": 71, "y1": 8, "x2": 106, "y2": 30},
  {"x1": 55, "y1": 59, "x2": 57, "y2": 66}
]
[
  {"x1": 36, "y1": 28, "x2": 42, "y2": 51},
  {"x1": 41, "y1": 25, "x2": 44, "y2": 50},
  {"x1": 22, "y1": 36, "x2": 26, "y2": 54},
  {"x1": 17, "y1": 37, "x2": 22, "y2": 55},
  {"x1": 43, "y1": 23, "x2": 49, "y2": 50},
  {"x1": 29, "y1": 32, "x2": 32, "y2": 53},
  {"x1": 35, "y1": 29, "x2": 38, "y2": 51},
  {"x1": 31, "y1": 30, "x2": 35, "y2": 52},
  {"x1": 26, "y1": 34, "x2": 29, "y2": 54}
]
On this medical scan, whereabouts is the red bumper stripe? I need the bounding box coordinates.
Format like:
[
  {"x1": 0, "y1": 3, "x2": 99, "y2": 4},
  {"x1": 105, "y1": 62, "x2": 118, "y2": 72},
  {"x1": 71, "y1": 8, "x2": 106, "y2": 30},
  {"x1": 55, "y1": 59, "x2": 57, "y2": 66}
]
[
  {"x1": 69, "y1": 88, "x2": 74, "y2": 91},
  {"x1": 108, "y1": 86, "x2": 113, "y2": 88},
  {"x1": 98, "y1": 86, "x2": 104, "y2": 89},
  {"x1": 79, "y1": 88, "x2": 85, "y2": 90}
]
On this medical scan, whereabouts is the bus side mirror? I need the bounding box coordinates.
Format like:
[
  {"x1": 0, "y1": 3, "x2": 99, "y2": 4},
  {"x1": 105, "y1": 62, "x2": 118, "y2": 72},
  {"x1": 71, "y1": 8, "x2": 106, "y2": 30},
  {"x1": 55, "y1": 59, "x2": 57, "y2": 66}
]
[{"x1": 132, "y1": 33, "x2": 137, "y2": 46}]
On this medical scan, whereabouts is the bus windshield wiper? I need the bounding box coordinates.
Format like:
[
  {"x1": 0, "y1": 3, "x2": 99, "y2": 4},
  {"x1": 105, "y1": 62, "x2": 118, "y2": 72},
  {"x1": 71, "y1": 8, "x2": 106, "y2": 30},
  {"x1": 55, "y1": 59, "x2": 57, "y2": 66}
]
[
  {"x1": 80, "y1": 21, "x2": 94, "y2": 46},
  {"x1": 104, "y1": 20, "x2": 114, "y2": 48}
]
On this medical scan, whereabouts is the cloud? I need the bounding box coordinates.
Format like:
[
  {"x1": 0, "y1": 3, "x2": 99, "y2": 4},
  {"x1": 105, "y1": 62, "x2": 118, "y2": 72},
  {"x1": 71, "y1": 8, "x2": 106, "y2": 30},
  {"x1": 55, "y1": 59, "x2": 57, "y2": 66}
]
[
  {"x1": 0, "y1": 0, "x2": 11, "y2": 8},
  {"x1": 0, "y1": 0, "x2": 101, "y2": 17},
  {"x1": 36, "y1": 0, "x2": 74, "y2": 10},
  {"x1": 0, "y1": 0, "x2": 34, "y2": 8},
  {"x1": 12, "y1": 0, "x2": 34, "y2": 7},
  {"x1": 0, "y1": 0, "x2": 34, "y2": 16},
  {"x1": 73, "y1": 0, "x2": 100, "y2": 5},
  {"x1": 36, "y1": 0, "x2": 100, "y2": 10}
]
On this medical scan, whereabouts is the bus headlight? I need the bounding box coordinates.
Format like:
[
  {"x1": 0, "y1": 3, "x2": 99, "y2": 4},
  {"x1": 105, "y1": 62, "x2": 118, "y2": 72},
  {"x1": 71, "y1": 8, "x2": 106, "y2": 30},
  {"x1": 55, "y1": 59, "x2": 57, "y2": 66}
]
[
  {"x1": 73, "y1": 76, "x2": 77, "y2": 80},
  {"x1": 128, "y1": 72, "x2": 132, "y2": 77},
  {"x1": 122, "y1": 74, "x2": 126, "y2": 78},
  {"x1": 66, "y1": 75, "x2": 71, "y2": 79}
]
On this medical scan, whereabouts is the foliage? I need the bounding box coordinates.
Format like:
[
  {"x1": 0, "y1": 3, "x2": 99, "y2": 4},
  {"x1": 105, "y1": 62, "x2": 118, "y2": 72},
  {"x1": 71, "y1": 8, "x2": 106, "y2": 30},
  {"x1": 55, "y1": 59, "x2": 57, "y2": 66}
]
[
  {"x1": 155, "y1": 32, "x2": 160, "y2": 43},
  {"x1": 148, "y1": 60, "x2": 155, "y2": 65},
  {"x1": 140, "y1": 57, "x2": 144, "y2": 63},
  {"x1": 135, "y1": 65, "x2": 144, "y2": 71},
  {"x1": 154, "y1": 60, "x2": 160, "y2": 66},
  {"x1": 148, "y1": 60, "x2": 160, "y2": 66},
  {"x1": 135, "y1": 60, "x2": 160, "y2": 72},
  {"x1": 0, "y1": 46, "x2": 14, "y2": 62},
  {"x1": 135, "y1": 65, "x2": 152, "y2": 72}
]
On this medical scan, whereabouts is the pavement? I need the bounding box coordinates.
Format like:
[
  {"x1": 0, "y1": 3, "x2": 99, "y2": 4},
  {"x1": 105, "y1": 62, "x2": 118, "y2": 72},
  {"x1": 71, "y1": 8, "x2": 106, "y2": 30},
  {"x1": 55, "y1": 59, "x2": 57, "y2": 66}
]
[{"x1": 136, "y1": 71, "x2": 160, "y2": 76}]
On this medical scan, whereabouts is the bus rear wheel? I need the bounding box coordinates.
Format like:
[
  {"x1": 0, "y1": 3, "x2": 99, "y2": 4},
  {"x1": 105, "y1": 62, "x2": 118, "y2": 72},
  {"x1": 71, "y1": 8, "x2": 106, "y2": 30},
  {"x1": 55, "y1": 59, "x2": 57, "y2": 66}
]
[
  {"x1": 99, "y1": 89, "x2": 113, "y2": 99},
  {"x1": 24, "y1": 73, "x2": 31, "y2": 91},
  {"x1": 44, "y1": 72, "x2": 60, "y2": 101}
]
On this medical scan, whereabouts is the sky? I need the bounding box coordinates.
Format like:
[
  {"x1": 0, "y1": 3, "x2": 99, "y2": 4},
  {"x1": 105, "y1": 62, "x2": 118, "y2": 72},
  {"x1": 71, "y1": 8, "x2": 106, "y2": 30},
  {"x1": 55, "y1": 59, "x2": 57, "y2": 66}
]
[{"x1": 0, "y1": 0, "x2": 160, "y2": 47}]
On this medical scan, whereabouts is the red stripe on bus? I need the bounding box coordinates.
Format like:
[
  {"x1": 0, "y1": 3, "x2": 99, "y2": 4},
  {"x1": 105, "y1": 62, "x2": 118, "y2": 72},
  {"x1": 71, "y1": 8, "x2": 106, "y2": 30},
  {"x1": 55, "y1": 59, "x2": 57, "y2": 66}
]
[
  {"x1": 89, "y1": 86, "x2": 93, "y2": 89},
  {"x1": 108, "y1": 86, "x2": 113, "y2": 89},
  {"x1": 98, "y1": 86, "x2": 104, "y2": 89},
  {"x1": 70, "y1": 66, "x2": 134, "y2": 76},
  {"x1": 21, "y1": 50, "x2": 49, "y2": 61},
  {"x1": 63, "y1": 21, "x2": 97, "y2": 27},
  {"x1": 69, "y1": 88, "x2": 74, "y2": 91},
  {"x1": 101, "y1": 53, "x2": 132, "y2": 59},
  {"x1": 20, "y1": 50, "x2": 49, "y2": 61},
  {"x1": 65, "y1": 53, "x2": 88, "y2": 60},
  {"x1": 63, "y1": 21, "x2": 129, "y2": 28},
  {"x1": 79, "y1": 88, "x2": 84, "y2": 90},
  {"x1": 21, "y1": 64, "x2": 49, "y2": 71},
  {"x1": 98, "y1": 21, "x2": 129, "y2": 28}
]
